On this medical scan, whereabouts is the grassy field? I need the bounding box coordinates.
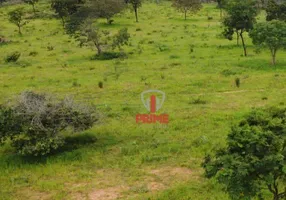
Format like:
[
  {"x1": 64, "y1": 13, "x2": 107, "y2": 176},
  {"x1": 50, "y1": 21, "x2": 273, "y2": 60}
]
[{"x1": 0, "y1": 1, "x2": 286, "y2": 200}]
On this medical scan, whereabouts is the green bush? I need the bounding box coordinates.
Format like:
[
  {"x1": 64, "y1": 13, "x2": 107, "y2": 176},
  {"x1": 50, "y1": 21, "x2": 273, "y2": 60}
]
[
  {"x1": 0, "y1": 91, "x2": 98, "y2": 156},
  {"x1": 5, "y1": 51, "x2": 21, "y2": 62},
  {"x1": 92, "y1": 52, "x2": 127, "y2": 60}
]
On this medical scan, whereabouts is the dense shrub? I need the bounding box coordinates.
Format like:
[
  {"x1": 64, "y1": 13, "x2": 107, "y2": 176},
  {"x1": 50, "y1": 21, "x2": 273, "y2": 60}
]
[
  {"x1": 0, "y1": 91, "x2": 97, "y2": 156},
  {"x1": 5, "y1": 51, "x2": 21, "y2": 62},
  {"x1": 92, "y1": 52, "x2": 127, "y2": 60}
]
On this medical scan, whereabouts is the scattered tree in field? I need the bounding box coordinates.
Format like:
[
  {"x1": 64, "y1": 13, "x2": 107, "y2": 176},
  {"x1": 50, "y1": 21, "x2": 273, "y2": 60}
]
[
  {"x1": 222, "y1": 0, "x2": 258, "y2": 56},
  {"x1": 126, "y1": 0, "x2": 142, "y2": 22},
  {"x1": 216, "y1": 0, "x2": 227, "y2": 18},
  {"x1": 51, "y1": 0, "x2": 84, "y2": 27},
  {"x1": 8, "y1": 8, "x2": 28, "y2": 35},
  {"x1": 112, "y1": 28, "x2": 130, "y2": 50},
  {"x1": 83, "y1": 23, "x2": 104, "y2": 55},
  {"x1": 78, "y1": 19, "x2": 130, "y2": 56},
  {"x1": 202, "y1": 107, "x2": 286, "y2": 200},
  {"x1": 0, "y1": 91, "x2": 97, "y2": 156},
  {"x1": 250, "y1": 20, "x2": 286, "y2": 65},
  {"x1": 89, "y1": 0, "x2": 126, "y2": 24},
  {"x1": 172, "y1": 0, "x2": 202, "y2": 20},
  {"x1": 266, "y1": 0, "x2": 286, "y2": 21},
  {"x1": 23, "y1": 0, "x2": 38, "y2": 14}
]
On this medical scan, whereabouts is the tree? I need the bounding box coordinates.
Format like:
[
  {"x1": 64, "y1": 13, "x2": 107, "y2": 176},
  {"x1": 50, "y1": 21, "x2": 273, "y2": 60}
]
[
  {"x1": 202, "y1": 107, "x2": 286, "y2": 200},
  {"x1": 249, "y1": 20, "x2": 286, "y2": 65},
  {"x1": 88, "y1": 0, "x2": 126, "y2": 24},
  {"x1": 126, "y1": 0, "x2": 142, "y2": 22},
  {"x1": 266, "y1": 0, "x2": 286, "y2": 21},
  {"x1": 112, "y1": 28, "x2": 130, "y2": 50},
  {"x1": 8, "y1": 8, "x2": 28, "y2": 35},
  {"x1": 82, "y1": 22, "x2": 104, "y2": 55},
  {"x1": 172, "y1": 0, "x2": 202, "y2": 20},
  {"x1": 51, "y1": 0, "x2": 84, "y2": 27},
  {"x1": 217, "y1": 0, "x2": 227, "y2": 18},
  {"x1": 222, "y1": 0, "x2": 259, "y2": 56},
  {"x1": 0, "y1": 91, "x2": 97, "y2": 156},
  {"x1": 23, "y1": 0, "x2": 38, "y2": 14}
]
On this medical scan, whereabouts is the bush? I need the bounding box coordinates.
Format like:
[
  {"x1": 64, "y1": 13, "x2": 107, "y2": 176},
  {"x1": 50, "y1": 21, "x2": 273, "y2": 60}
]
[
  {"x1": 0, "y1": 91, "x2": 98, "y2": 156},
  {"x1": 92, "y1": 52, "x2": 127, "y2": 60},
  {"x1": 5, "y1": 51, "x2": 21, "y2": 62}
]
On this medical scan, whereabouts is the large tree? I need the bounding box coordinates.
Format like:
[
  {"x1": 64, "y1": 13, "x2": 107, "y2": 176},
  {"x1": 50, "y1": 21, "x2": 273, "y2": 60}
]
[
  {"x1": 172, "y1": 0, "x2": 202, "y2": 20},
  {"x1": 8, "y1": 8, "x2": 28, "y2": 35},
  {"x1": 266, "y1": 0, "x2": 286, "y2": 21},
  {"x1": 222, "y1": 0, "x2": 259, "y2": 56},
  {"x1": 216, "y1": 0, "x2": 227, "y2": 18},
  {"x1": 23, "y1": 0, "x2": 39, "y2": 14},
  {"x1": 51, "y1": 0, "x2": 84, "y2": 27},
  {"x1": 126, "y1": 0, "x2": 142, "y2": 22},
  {"x1": 88, "y1": 0, "x2": 126, "y2": 24},
  {"x1": 250, "y1": 20, "x2": 286, "y2": 65},
  {"x1": 203, "y1": 107, "x2": 286, "y2": 200}
]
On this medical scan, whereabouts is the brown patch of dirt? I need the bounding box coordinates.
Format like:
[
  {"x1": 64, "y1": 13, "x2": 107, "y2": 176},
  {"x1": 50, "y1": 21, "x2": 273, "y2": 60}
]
[
  {"x1": 70, "y1": 192, "x2": 86, "y2": 200},
  {"x1": 89, "y1": 186, "x2": 127, "y2": 200},
  {"x1": 149, "y1": 167, "x2": 197, "y2": 184},
  {"x1": 17, "y1": 188, "x2": 51, "y2": 200},
  {"x1": 147, "y1": 181, "x2": 166, "y2": 191}
]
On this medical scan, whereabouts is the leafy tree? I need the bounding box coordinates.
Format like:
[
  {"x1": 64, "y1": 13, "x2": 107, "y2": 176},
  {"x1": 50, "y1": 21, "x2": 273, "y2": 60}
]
[
  {"x1": 0, "y1": 91, "x2": 97, "y2": 156},
  {"x1": 266, "y1": 0, "x2": 286, "y2": 21},
  {"x1": 126, "y1": 0, "x2": 142, "y2": 22},
  {"x1": 51, "y1": 0, "x2": 84, "y2": 27},
  {"x1": 217, "y1": 0, "x2": 227, "y2": 18},
  {"x1": 88, "y1": 0, "x2": 126, "y2": 24},
  {"x1": 112, "y1": 28, "x2": 130, "y2": 50},
  {"x1": 202, "y1": 107, "x2": 286, "y2": 200},
  {"x1": 8, "y1": 8, "x2": 28, "y2": 35},
  {"x1": 222, "y1": 0, "x2": 259, "y2": 56},
  {"x1": 81, "y1": 21, "x2": 105, "y2": 55},
  {"x1": 23, "y1": 0, "x2": 38, "y2": 14},
  {"x1": 250, "y1": 20, "x2": 286, "y2": 65},
  {"x1": 172, "y1": 0, "x2": 202, "y2": 20}
]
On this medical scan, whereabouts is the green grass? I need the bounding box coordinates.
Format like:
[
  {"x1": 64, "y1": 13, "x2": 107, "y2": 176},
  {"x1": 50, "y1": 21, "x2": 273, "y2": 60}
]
[{"x1": 0, "y1": 1, "x2": 285, "y2": 200}]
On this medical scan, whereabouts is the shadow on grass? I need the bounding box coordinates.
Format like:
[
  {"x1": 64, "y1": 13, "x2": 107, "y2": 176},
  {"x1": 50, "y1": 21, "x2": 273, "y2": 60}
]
[
  {"x1": 237, "y1": 58, "x2": 286, "y2": 71},
  {"x1": 0, "y1": 132, "x2": 118, "y2": 168}
]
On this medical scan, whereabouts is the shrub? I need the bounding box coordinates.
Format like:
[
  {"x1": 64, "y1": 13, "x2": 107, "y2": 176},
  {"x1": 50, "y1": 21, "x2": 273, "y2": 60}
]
[
  {"x1": 0, "y1": 91, "x2": 97, "y2": 156},
  {"x1": 98, "y1": 81, "x2": 103, "y2": 88},
  {"x1": 29, "y1": 51, "x2": 38, "y2": 56},
  {"x1": 5, "y1": 51, "x2": 21, "y2": 62},
  {"x1": 92, "y1": 52, "x2": 127, "y2": 60},
  {"x1": 235, "y1": 77, "x2": 240, "y2": 88}
]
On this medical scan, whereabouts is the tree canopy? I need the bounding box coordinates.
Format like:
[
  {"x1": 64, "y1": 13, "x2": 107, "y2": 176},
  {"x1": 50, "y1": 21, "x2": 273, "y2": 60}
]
[
  {"x1": 250, "y1": 20, "x2": 286, "y2": 65},
  {"x1": 172, "y1": 0, "x2": 202, "y2": 20},
  {"x1": 203, "y1": 107, "x2": 286, "y2": 200},
  {"x1": 222, "y1": 0, "x2": 259, "y2": 56}
]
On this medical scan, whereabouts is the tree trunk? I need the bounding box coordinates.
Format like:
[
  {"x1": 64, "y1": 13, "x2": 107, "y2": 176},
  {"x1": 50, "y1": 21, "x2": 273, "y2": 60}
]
[
  {"x1": 94, "y1": 41, "x2": 102, "y2": 55},
  {"x1": 18, "y1": 25, "x2": 22, "y2": 35},
  {"x1": 134, "y1": 7, "x2": 138, "y2": 22},
  {"x1": 184, "y1": 9, "x2": 187, "y2": 20},
  {"x1": 271, "y1": 49, "x2": 277, "y2": 65},
  {"x1": 61, "y1": 17, "x2": 65, "y2": 28},
  {"x1": 236, "y1": 31, "x2": 239, "y2": 46},
  {"x1": 240, "y1": 31, "x2": 247, "y2": 56},
  {"x1": 32, "y1": 4, "x2": 36, "y2": 14}
]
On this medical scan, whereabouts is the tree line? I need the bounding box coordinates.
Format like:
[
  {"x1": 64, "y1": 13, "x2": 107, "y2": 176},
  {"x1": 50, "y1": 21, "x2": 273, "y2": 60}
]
[{"x1": 3, "y1": 0, "x2": 286, "y2": 63}]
